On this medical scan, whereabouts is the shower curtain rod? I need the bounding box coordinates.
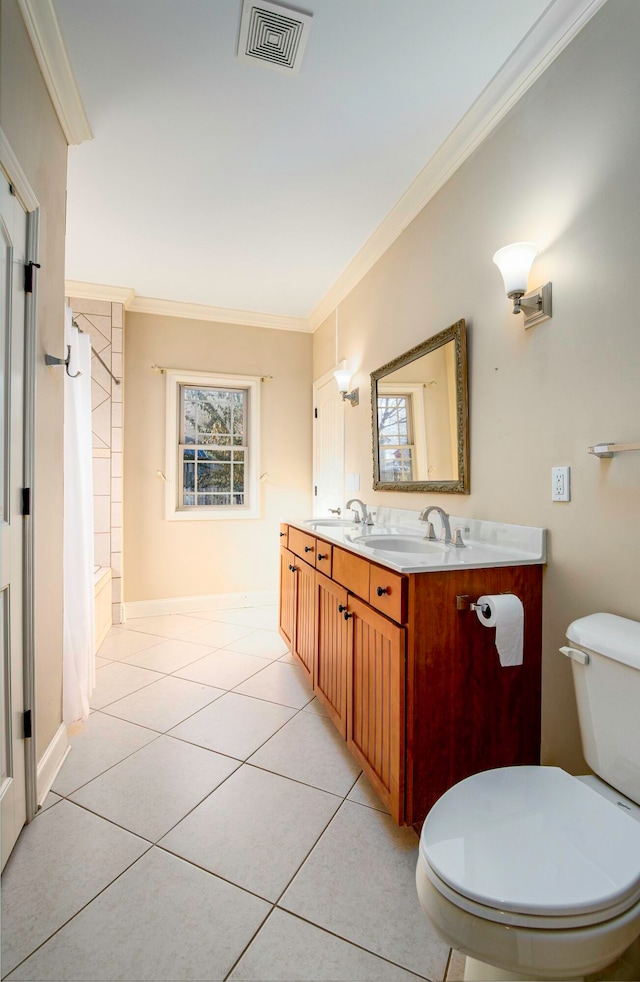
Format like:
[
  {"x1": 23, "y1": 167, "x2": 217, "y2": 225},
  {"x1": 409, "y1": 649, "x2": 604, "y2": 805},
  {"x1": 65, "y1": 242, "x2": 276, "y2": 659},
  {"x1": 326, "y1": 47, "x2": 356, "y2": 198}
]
[{"x1": 73, "y1": 319, "x2": 121, "y2": 385}]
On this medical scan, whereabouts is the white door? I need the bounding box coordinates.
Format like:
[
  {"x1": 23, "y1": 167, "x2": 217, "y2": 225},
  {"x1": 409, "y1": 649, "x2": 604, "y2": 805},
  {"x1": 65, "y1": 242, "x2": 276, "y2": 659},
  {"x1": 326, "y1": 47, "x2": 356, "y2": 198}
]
[
  {"x1": 1, "y1": 171, "x2": 27, "y2": 869},
  {"x1": 313, "y1": 373, "x2": 344, "y2": 518}
]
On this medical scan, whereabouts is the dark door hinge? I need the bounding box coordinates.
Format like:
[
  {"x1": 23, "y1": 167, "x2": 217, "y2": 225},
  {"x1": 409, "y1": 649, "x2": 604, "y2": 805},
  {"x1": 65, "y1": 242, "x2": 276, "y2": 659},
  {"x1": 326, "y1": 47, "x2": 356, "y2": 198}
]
[
  {"x1": 9, "y1": 183, "x2": 16, "y2": 196},
  {"x1": 314, "y1": 485, "x2": 317, "y2": 496},
  {"x1": 23, "y1": 710, "x2": 32, "y2": 739},
  {"x1": 314, "y1": 407, "x2": 317, "y2": 419},
  {"x1": 22, "y1": 487, "x2": 31, "y2": 515},
  {"x1": 24, "y1": 261, "x2": 41, "y2": 294}
]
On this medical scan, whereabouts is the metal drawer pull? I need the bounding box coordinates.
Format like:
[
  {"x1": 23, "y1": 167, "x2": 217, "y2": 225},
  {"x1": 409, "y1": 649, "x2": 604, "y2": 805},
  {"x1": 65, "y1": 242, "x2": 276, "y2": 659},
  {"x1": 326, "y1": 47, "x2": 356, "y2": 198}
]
[
  {"x1": 376, "y1": 586, "x2": 390, "y2": 596},
  {"x1": 279, "y1": 531, "x2": 285, "y2": 537},
  {"x1": 288, "y1": 564, "x2": 297, "y2": 573},
  {"x1": 317, "y1": 553, "x2": 328, "y2": 560},
  {"x1": 304, "y1": 546, "x2": 313, "y2": 553}
]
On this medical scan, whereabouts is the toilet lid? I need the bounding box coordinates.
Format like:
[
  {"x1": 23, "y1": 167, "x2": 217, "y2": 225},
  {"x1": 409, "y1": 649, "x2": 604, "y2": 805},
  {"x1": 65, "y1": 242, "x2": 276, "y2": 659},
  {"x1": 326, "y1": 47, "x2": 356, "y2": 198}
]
[{"x1": 420, "y1": 767, "x2": 640, "y2": 918}]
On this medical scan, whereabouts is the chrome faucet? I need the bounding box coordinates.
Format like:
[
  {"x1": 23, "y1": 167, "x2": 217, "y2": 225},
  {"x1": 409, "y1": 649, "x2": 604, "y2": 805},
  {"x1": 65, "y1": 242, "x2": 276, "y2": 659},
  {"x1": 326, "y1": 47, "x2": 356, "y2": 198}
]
[
  {"x1": 346, "y1": 498, "x2": 371, "y2": 525},
  {"x1": 419, "y1": 506, "x2": 452, "y2": 544}
]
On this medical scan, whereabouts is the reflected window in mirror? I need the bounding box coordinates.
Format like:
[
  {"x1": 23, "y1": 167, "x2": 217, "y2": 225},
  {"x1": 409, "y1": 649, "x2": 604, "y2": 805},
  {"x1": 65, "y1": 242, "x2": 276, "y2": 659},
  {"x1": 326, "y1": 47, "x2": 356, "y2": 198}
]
[
  {"x1": 371, "y1": 319, "x2": 469, "y2": 494},
  {"x1": 377, "y1": 387, "x2": 425, "y2": 482}
]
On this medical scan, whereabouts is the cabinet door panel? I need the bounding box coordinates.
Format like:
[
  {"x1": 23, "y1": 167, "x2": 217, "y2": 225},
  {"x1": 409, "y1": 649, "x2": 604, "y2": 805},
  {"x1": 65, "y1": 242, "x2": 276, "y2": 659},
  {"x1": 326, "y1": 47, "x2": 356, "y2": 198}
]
[
  {"x1": 293, "y1": 559, "x2": 315, "y2": 682},
  {"x1": 315, "y1": 572, "x2": 349, "y2": 737},
  {"x1": 347, "y1": 595, "x2": 405, "y2": 823},
  {"x1": 279, "y1": 547, "x2": 295, "y2": 649}
]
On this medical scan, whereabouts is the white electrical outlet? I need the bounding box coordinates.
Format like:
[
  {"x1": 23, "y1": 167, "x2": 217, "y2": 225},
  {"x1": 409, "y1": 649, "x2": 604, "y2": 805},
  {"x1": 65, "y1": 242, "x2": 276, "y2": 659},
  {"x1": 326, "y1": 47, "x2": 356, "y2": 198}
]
[{"x1": 552, "y1": 466, "x2": 570, "y2": 501}]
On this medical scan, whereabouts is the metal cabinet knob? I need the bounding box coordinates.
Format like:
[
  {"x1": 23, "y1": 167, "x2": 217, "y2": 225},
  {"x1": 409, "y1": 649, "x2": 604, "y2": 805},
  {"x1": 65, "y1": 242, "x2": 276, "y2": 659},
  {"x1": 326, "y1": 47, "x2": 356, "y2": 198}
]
[
  {"x1": 304, "y1": 546, "x2": 313, "y2": 553},
  {"x1": 376, "y1": 586, "x2": 390, "y2": 596},
  {"x1": 343, "y1": 611, "x2": 353, "y2": 621}
]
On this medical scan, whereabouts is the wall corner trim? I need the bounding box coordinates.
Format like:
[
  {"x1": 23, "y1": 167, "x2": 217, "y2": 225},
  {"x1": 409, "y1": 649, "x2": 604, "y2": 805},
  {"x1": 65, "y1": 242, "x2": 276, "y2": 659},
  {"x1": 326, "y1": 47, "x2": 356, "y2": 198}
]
[
  {"x1": 17, "y1": 0, "x2": 92, "y2": 146},
  {"x1": 129, "y1": 295, "x2": 311, "y2": 333},
  {"x1": 64, "y1": 281, "x2": 312, "y2": 332},
  {"x1": 307, "y1": 0, "x2": 609, "y2": 332},
  {"x1": 36, "y1": 723, "x2": 69, "y2": 807},
  {"x1": 65, "y1": 280, "x2": 136, "y2": 307},
  {"x1": 0, "y1": 127, "x2": 40, "y2": 211}
]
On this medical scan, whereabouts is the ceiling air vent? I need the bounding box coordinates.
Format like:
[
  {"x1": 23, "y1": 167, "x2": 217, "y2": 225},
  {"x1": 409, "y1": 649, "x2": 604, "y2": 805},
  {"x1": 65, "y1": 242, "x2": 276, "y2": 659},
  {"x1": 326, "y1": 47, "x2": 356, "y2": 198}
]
[{"x1": 238, "y1": 0, "x2": 312, "y2": 75}]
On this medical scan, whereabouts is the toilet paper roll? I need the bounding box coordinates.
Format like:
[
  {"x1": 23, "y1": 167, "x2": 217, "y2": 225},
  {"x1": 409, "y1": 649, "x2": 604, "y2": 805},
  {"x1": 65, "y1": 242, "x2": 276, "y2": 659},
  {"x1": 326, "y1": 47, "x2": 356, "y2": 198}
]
[{"x1": 476, "y1": 594, "x2": 524, "y2": 667}]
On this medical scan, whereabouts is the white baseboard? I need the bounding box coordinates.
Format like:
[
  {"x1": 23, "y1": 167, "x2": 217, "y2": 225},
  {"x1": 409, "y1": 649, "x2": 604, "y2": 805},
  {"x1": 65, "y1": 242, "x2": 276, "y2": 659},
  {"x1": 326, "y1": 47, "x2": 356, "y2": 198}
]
[
  {"x1": 36, "y1": 723, "x2": 69, "y2": 806},
  {"x1": 123, "y1": 590, "x2": 279, "y2": 620}
]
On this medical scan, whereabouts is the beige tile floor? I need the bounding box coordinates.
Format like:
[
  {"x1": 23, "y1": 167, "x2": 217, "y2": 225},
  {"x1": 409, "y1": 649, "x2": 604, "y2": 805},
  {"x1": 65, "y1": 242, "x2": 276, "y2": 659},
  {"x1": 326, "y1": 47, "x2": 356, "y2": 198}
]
[{"x1": 1, "y1": 605, "x2": 465, "y2": 982}]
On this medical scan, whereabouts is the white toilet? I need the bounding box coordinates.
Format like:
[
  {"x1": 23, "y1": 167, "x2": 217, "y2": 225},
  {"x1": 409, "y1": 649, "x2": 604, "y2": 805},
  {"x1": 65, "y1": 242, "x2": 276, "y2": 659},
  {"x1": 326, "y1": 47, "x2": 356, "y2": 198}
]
[{"x1": 416, "y1": 613, "x2": 640, "y2": 982}]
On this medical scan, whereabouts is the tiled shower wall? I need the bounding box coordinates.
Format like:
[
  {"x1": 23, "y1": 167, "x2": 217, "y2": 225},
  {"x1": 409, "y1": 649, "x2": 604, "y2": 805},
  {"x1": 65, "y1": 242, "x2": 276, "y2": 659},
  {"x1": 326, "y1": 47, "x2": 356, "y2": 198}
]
[{"x1": 67, "y1": 297, "x2": 124, "y2": 624}]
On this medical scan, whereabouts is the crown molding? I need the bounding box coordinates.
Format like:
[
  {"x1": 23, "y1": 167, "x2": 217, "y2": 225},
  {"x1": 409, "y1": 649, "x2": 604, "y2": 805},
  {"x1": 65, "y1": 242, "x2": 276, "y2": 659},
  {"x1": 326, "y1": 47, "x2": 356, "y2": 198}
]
[
  {"x1": 64, "y1": 281, "x2": 311, "y2": 332},
  {"x1": 17, "y1": 0, "x2": 92, "y2": 146},
  {"x1": 65, "y1": 281, "x2": 135, "y2": 307},
  {"x1": 1, "y1": 127, "x2": 39, "y2": 212},
  {"x1": 129, "y1": 295, "x2": 311, "y2": 332},
  {"x1": 308, "y1": 0, "x2": 609, "y2": 332}
]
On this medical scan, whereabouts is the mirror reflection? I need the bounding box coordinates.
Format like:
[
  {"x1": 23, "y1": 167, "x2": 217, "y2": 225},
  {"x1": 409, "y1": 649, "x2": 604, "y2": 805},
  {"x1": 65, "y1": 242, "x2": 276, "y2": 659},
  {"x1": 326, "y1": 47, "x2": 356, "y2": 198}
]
[{"x1": 371, "y1": 319, "x2": 469, "y2": 493}]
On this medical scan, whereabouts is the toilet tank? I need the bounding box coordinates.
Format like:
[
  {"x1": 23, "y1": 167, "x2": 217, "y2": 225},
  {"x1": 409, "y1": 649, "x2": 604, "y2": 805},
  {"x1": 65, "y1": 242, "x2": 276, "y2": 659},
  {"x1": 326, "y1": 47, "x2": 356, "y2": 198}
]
[{"x1": 565, "y1": 613, "x2": 640, "y2": 806}]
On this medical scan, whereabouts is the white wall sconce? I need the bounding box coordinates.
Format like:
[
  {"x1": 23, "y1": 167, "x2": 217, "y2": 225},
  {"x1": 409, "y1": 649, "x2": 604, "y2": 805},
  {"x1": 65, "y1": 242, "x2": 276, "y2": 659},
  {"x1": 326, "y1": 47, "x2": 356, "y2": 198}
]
[
  {"x1": 333, "y1": 368, "x2": 359, "y2": 406},
  {"x1": 492, "y1": 241, "x2": 552, "y2": 329}
]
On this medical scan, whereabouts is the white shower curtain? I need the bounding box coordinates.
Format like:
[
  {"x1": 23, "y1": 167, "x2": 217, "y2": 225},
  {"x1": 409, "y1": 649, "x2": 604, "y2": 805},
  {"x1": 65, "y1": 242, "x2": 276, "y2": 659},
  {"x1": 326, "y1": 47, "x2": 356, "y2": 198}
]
[{"x1": 63, "y1": 305, "x2": 96, "y2": 724}]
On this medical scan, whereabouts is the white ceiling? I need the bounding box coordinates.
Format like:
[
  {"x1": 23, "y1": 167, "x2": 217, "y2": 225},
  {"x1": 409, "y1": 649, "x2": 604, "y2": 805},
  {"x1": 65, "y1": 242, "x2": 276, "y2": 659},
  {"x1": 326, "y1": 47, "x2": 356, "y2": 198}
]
[{"x1": 55, "y1": 0, "x2": 580, "y2": 321}]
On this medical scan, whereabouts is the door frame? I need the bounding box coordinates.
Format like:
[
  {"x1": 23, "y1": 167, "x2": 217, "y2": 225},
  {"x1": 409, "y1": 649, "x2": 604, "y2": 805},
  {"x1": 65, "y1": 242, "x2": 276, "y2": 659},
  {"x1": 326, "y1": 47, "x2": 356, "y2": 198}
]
[{"x1": 1, "y1": 127, "x2": 40, "y2": 823}]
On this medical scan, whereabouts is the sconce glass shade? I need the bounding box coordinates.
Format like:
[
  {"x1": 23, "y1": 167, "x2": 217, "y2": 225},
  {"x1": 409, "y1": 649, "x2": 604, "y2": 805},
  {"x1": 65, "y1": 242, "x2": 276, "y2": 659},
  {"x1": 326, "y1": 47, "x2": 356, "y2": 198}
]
[
  {"x1": 333, "y1": 368, "x2": 354, "y2": 393},
  {"x1": 492, "y1": 242, "x2": 538, "y2": 295}
]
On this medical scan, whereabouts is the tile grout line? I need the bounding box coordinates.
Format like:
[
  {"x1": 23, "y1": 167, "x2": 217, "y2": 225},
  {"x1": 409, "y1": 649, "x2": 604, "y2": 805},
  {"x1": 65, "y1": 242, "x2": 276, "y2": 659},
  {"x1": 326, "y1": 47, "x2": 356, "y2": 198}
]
[
  {"x1": 264, "y1": 906, "x2": 436, "y2": 982},
  {"x1": 2, "y1": 841, "x2": 155, "y2": 977},
  {"x1": 27, "y1": 618, "x2": 432, "y2": 980}
]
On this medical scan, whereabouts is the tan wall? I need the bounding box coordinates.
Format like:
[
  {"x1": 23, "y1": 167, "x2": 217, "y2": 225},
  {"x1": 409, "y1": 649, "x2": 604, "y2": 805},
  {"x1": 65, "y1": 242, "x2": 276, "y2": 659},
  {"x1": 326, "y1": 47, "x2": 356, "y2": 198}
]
[
  {"x1": 1, "y1": 0, "x2": 68, "y2": 760},
  {"x1": 124, "y1": 313, "x2": 312, "y2": 602},
  {"x1": 313, "y1": 1, "x2": 640, "y2": 775}
]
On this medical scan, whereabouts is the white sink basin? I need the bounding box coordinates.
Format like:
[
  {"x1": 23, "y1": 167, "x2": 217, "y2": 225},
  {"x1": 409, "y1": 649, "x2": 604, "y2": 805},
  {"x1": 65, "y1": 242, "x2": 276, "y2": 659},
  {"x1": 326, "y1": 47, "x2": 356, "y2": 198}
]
[
  {"x1": 353, "y1": 534, "x2": 447, "y2": 555},
  {"x1": 304, "y1": 518, "x2": 355, "y2": 528}
]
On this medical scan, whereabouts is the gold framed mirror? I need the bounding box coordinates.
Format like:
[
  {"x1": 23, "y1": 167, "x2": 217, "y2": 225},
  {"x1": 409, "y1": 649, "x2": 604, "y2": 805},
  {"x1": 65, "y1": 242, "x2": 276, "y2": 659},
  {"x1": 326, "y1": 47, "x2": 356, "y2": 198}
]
[{"x1": 371, "y1": 319, "x2": 469, "y2": 493}]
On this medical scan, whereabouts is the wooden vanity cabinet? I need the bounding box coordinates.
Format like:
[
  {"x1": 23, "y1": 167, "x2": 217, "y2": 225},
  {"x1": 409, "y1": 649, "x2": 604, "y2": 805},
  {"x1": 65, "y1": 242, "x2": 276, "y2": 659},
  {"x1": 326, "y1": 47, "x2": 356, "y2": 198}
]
[
  {"x1": 279, "y1": 526, "x2": 543, "y2": 828},
  {"x1": 278, "y1": 547, "x2": 296, "y2": 649},
  {"x1": 292, "y1": 557, "x2": 316, "y2": 683},
  {"x1": 314, "y1": 573, "x2": 349, "y2": 738},
  {"x1": 347, "y1": 595, "x2": 406, "y2": 822}
]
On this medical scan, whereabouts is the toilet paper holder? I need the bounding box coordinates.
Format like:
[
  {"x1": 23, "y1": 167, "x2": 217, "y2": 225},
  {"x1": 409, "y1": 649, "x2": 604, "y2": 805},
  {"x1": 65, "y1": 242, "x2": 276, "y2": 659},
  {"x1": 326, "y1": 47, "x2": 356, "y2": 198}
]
[{"x1": 456, "y1": 594, "x2": 510, "y2": 615}]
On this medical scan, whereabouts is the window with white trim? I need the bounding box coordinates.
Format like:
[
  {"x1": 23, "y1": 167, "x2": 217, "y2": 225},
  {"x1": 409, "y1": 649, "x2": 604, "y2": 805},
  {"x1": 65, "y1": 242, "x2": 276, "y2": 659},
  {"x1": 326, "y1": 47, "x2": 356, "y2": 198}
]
[
  {"x1": 165, "y1": 371, "x2": 260, "y2": 520},
  {"x1": 377, "y1": 393, "x2": 416, "y2": 482},
  {"x1": 376, "y1": 383, "x2": 428, "y2": 483}
]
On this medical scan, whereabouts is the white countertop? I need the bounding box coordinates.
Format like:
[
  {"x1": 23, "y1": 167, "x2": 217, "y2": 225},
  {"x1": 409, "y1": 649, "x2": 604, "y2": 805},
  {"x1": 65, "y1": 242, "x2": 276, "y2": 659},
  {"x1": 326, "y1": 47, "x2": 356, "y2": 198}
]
[{"x1": 287, "y1": 508, "x2": 546, "y2": 575}]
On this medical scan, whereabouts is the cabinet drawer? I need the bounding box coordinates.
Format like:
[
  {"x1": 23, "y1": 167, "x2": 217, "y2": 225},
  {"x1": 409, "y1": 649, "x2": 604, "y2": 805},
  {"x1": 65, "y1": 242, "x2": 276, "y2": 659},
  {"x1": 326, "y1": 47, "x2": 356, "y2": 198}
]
[
  {"x1": 332, "y1": 547, "x2": 369, "y2": 602},
  {"x1": 369, "y1": 565, "x2": 407, "y2": 623},
  {"x1": 288, "y1": 527, "x2": 317, "y2": 565},
  {"x1": 279, "y1": 523, "x2": 289, "y2": 547},
  {"x1": 315, "y1": 542, "x2": 333, "y2": 577}
]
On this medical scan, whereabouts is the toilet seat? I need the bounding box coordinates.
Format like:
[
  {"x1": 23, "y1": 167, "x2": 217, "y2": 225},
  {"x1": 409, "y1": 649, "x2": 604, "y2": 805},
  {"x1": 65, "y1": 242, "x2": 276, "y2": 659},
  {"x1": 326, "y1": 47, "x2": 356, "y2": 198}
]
[{"x1": 420, "y1": 766, "x2": 640, "y2": 928}]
